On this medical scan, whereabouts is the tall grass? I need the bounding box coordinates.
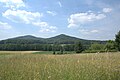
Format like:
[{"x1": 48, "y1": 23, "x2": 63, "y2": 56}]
[{"x1": 0, "y1": 52, "x2": 120, "y2": 80}]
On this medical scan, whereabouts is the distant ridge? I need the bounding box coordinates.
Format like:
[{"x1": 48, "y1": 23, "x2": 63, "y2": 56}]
[
  {"x1": 13, "y1": 35, "x2": 40, "y2": 40},
  {"x1": 0, "y1": 34, "x2": 106, "y2": 45},
  {"x1": 48, "y1": 34, "x2": 81, "y2": 40}
]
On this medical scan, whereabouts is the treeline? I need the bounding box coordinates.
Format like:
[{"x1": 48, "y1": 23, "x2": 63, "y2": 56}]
[
  {"x1": 0, "y1": 31, "x2": 120, "y2": 53},
  {"x1": 83, "y1": 40, "x2": 117, "y2": 53},
  {"x1": 0, "y1": 44, "x2": 75, "y2": 51}
]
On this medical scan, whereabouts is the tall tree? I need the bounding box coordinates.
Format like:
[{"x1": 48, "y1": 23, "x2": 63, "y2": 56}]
[
  {"x1": 115, "y1": 31, "x2": 120, "y2": 51},
  {"x1": 75, "y1": 41, "x2": 83, "y2": 53}
]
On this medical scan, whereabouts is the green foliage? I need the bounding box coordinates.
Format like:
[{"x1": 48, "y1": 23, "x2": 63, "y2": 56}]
[
  {"x1": 75, "y1": 41, "x2": 83, "y2": 53},
  {"x1": 105, "y1": 40, "x2": 116, "y2": 51},
  {"x1": 52, "y1": 42, "x2": 65, "y2": 54},
  {"x1": 84, "y1": 40, "x2": 118, "y2": 53},
  {"x1": 64, "y1": 44, "x2": 75, "y2": 51},
  {"x1": 0, "y1": 34, "x2": 106, "y2": 51},
  {"x1": 89, "y1": 43, "x2": 105, "y2": 51},
  {"x1": 0, "y1": 44, "x2": 53, "y2": 51},
  {"x1": 115, "y1": 31, "x2": 120, "y2": 51}
]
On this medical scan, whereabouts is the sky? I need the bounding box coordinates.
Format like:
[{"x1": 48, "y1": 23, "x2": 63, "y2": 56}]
[{"x1": 0, "y1": 0, "x2": 120, "y2": 40}]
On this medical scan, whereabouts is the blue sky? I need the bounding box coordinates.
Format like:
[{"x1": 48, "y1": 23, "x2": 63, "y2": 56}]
[{"x1": 0, "y1": 0, "x2": 120, "y2": 40}]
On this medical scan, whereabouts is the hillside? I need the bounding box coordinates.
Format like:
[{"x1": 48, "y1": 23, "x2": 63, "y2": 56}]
[
  {"x1": 0, "y1": 34, "x2": 106, "y2": 45},
  {"x1": 13, "y1": 35, "x2": 41, "y2": 40},
  {"x1": 0, "y1": 34, "x2": 107, "y2": 51}
]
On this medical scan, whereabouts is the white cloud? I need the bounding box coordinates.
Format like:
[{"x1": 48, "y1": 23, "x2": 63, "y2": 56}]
[
  {"x1": 2, "y1": 9, "x2": 57, "y2": 33},
  {"x1": 91, "y1": 30, "x2": 99, "y2": 33},
  {"x1": 32, "y1": 22, "x2": 48, "y2": 27},
  {"x1": 68, "y1": 12, "x2": 106, "y2": 28},
  {"x1": 103, "y1": 8, "x2": 112, "y2": 13},
  {"x1": 68, "y1": 24, "x2": 78, "y2": 28},
  {"x1": 0, "y1": 21, "x2": 12, "y2": 29},
  {"x1": 0, "y1": 0, "x2": 25, "y2": 10},
  {"x1": 39, "y1": 26, "x2": 57, "y2": 33},
  {"x1": 79, "y1": 29, "x2": 99, "y2": 34},
  {"x1": 46, "y1": 11, "x2": 57, "y2": 16},
  {"x1": 58, "y1": 1, "x2": 62, "y2": 7},
  {"x1": 2, "y1": 9, "x2": 43, "y2": 24},
  {"x1": 33, "y1": 21, "x2": 57, "y2": 33}
]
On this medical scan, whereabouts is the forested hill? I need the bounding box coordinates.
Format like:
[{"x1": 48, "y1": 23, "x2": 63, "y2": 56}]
[
  {"x1": 0, "y1": 34, "x2": 106, "y2": 51},
  {"x1": 0, "y1": 34, "x2": 106, "y2": 45}
]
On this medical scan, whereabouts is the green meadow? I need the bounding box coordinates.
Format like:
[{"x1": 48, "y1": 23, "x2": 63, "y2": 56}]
[{"x1": 0, "y1": 51, "x2": 120, "y2": 80}]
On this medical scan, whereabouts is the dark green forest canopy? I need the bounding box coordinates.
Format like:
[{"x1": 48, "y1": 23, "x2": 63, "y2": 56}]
[
  {"x1": 0, "y1": 34, "x2": 106, "y2": 44},
  {"x1": 0, "y1": 34, "x2": 106, "y2": 51}
]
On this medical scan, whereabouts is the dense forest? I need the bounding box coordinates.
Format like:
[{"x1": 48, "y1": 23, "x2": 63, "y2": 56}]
[
  {"x1": 1, "y1": 31, "x2": 120, "y2": 53},
  {"x1": 0, "y1": 34, "x2": 106, "y2": 51}
]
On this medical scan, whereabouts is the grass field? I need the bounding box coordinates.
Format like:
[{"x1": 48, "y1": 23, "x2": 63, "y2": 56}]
[{"x1": 0, "y1": 51, "x2": 120, "y2": 80}]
